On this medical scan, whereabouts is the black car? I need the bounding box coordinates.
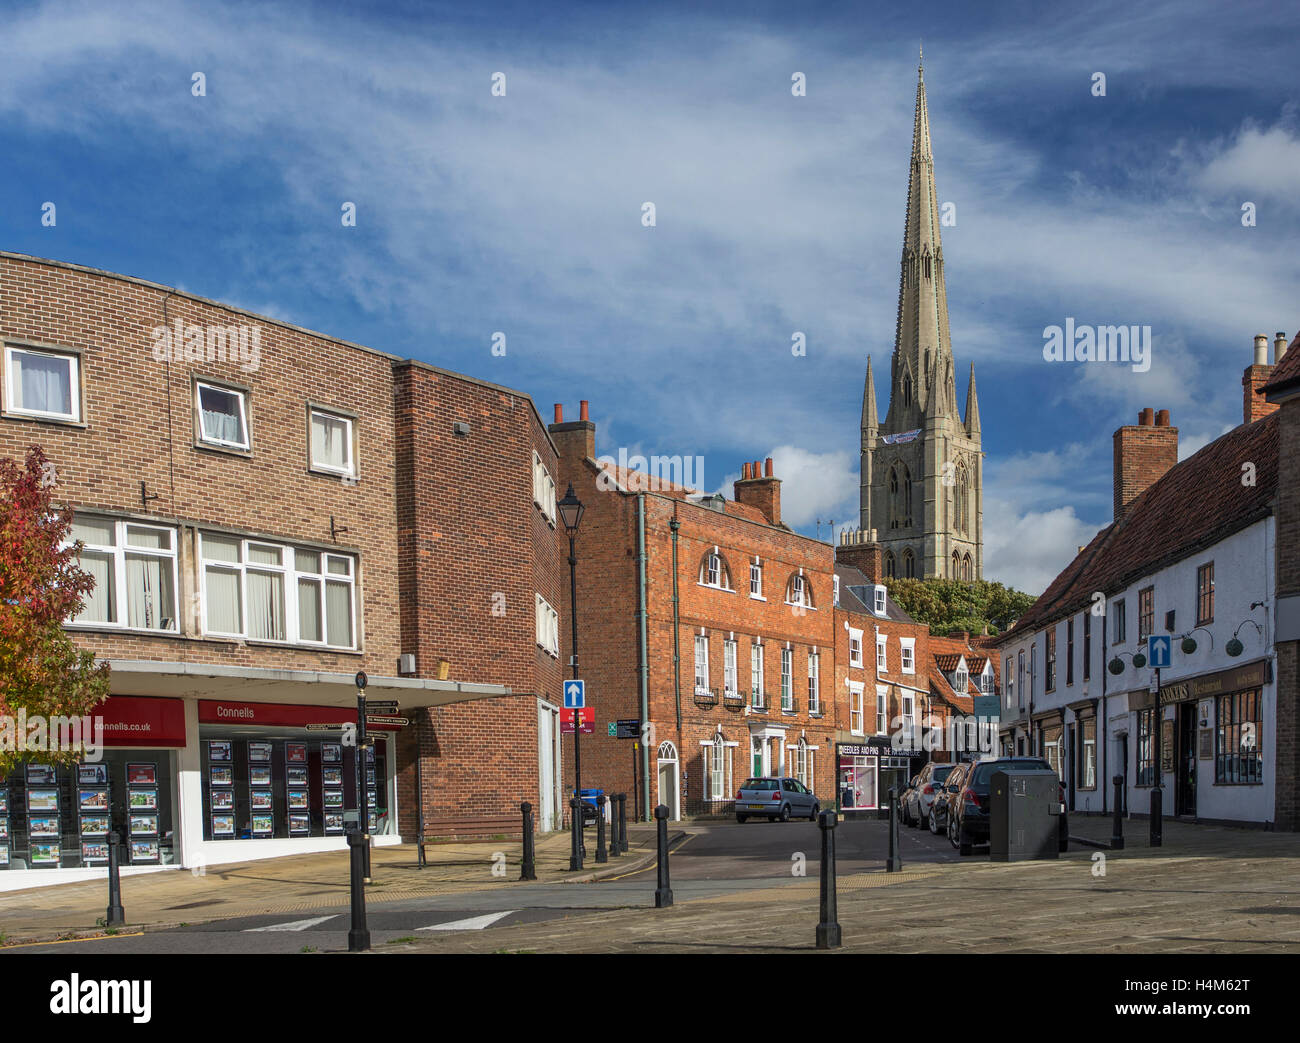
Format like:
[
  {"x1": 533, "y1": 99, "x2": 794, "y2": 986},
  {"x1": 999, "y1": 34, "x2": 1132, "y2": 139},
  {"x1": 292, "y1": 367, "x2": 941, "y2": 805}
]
[{"x1": 948, "y1": 757, "x2": 1069, "y2": 856}]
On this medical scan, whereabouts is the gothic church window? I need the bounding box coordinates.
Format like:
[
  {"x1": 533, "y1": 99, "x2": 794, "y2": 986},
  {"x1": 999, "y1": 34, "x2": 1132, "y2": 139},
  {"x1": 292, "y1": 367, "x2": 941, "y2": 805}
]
[{"x1": 903, "y1": 549, "x2": 915, "y2": 579}]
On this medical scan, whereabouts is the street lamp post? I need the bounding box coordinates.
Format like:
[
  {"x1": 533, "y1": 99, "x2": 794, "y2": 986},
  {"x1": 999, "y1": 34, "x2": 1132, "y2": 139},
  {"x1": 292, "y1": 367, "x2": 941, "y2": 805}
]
[
  {"x1": 558, "y1": 483, "x2": 586, "y2": 871},
  {"x1": 348, "y1": 671, "x2": 371, "y2": 952}
]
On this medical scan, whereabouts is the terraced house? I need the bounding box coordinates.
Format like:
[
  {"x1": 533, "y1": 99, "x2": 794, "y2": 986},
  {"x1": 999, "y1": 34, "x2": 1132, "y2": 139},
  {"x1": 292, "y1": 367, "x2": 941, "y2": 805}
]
[
  {"x1": 996, "y1": 332, "x2": 1297, "y2": 828},
  {"x1": 0, "y1": 251, "x2": 568, "y2": 887}
]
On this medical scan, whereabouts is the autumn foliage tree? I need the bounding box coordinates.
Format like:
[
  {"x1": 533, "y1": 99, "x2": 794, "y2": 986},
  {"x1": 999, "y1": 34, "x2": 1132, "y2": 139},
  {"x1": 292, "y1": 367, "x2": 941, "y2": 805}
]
[{"x1": 0, "y1": 446, "x2": 110, "y2": 773}]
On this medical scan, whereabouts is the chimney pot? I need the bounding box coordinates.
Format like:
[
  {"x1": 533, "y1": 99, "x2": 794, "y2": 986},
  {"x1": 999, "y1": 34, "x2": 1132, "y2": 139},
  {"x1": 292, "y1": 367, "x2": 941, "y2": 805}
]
[
  {"x1": 764, "y1": 457, "x2": 774, "y2": 477},
  {"x1": 741, "y1": 462, "x2": 750, "y2": 480},
  {"x1": 554, "y1": 404, "x2": 563, "y2": 423},
  {"x1": 1276, "y1": 333, "x2": 1288, "y2": 362},
  {"x1": 1155, "y1": 409, "x2": 1170, "y2": 427},
  {"x1": 1254, "y1": 335, "x2": 1269, "y2": 366},
  {"x1": 579, "y1": 400, "x2": 589, "y2": 421},
  {"x1": 1139, "y1": 407, "x2": 1154, "y2": 426}
]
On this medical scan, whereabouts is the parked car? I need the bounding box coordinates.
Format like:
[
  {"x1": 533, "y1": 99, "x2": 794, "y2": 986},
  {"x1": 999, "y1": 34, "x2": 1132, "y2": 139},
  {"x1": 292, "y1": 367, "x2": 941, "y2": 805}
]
[
  {"x1": 735, "y1": 777, "x2": 820, "y2": 822},
  {"x1": 929, "y1": 761, "x2": 970, "y2": 836},
  {"x1": 948, "y1": 757, "x2": 1069, "y2": 856},
  {"x1": 902, "y1": 762, "x2": 960, "y2": 829}
]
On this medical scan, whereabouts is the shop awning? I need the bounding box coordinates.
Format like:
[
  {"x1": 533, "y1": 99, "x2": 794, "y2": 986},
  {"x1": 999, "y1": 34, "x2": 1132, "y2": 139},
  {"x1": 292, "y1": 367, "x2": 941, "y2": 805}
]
[{"x1": 102, "y1": 659, "x2": 510, "y2": 709}]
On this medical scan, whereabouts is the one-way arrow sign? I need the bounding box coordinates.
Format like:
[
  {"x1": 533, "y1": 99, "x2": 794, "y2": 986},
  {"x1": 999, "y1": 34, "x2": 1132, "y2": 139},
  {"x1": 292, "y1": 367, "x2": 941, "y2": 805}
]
[{"x1": 563, "y1": 680, "x2": 585, "y2": 709}]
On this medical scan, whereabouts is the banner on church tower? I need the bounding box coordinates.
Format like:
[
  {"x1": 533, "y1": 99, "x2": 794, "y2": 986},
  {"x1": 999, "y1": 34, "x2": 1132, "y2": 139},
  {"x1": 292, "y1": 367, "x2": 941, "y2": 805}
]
[{"x1": 881, "y1": 428, "x2": 922, "y2": 445}]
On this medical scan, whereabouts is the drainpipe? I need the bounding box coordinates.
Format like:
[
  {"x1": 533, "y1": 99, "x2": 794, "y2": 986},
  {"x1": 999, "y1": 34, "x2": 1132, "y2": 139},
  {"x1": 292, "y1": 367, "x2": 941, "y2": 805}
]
[
  {"x1": 670, "y1": 510, "x2": 682, "y2": 734},
  {"x1": 636, "y1": 494, "x2": 652, "y2": 821},
  {"x1": 1101, "y1": 607, "x2": 1108, "y2": 816}
]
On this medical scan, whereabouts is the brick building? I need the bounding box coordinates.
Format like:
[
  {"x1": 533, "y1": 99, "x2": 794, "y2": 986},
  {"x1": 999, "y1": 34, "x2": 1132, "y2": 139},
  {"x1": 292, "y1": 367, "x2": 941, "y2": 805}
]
[
  {"x1": 996, "y1": 332, "x2": 1296, "y2": 827},
  {"x1": 0, "y1": 252, "x2": 566, "y2": 885},
  {"x1": 548, "y1": 407, "x2": 837, "y2": 821}
]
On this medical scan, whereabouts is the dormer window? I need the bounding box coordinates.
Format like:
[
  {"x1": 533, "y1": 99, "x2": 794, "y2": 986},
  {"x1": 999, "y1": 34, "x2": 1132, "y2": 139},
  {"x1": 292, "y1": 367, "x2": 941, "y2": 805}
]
[{"x1": 873, "y1": 584, "x2": 887, "y2": 616}]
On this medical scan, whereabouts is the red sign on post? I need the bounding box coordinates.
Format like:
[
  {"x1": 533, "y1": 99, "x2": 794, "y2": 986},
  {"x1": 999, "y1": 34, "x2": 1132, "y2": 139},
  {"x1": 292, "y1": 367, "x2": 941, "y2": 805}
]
[{"x1": 561, "y1": 707, "x2": 595, "y2": 734}]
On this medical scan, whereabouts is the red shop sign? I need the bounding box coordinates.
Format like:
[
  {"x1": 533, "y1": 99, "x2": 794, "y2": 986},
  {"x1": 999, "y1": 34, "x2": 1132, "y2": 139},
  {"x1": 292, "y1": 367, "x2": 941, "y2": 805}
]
[
  {"x1": 95, "y1": 695, "x2": 187, "y2": 748},
  {"x1": 198, "y1": 700, "x2": 404, "y2": 731}
]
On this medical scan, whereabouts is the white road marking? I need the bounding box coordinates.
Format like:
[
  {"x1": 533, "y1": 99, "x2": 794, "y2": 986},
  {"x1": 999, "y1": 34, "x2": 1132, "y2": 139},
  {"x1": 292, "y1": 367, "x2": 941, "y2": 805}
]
[
  {"x1": 245, "y1": 915, "x2": 338, "y2": 932},
  {"x1": 417, "y1": 910, "x2": 515, "y2": 932}
]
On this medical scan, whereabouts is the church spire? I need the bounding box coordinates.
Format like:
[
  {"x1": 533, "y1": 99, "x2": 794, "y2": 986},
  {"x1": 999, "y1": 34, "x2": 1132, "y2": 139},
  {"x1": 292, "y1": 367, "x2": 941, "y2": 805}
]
[
  {"x1": 964, "y1": 362, "x2": 981, "y2": 437},
  {"x1": 862, "y1": 354, "x2": 879, "y2": 436}
]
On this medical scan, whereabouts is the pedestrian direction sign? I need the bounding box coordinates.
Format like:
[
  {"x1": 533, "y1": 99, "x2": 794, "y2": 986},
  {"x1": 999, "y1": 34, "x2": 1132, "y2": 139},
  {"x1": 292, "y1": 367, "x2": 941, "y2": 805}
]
[
  {"x1": 563, "y1": 679, "x2": 585, "y2": 709},
  {"x1": 1147, "y1": 634, "x2": 1172, "y2": 669}
]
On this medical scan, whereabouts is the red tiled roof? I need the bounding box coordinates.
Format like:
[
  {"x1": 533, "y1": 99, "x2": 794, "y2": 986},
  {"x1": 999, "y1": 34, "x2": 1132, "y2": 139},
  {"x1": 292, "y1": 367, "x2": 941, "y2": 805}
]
[
  {"x1": 933, "y1": 653, "x2": 963, "y2": 672},
  {"x1": 930, "y1": 671, "x2": 975, "y2": 713},
  {"x1": 1262, "y1": 331, "x2": 1300, "y2": 396},
  {"x1": 1002, "y1": 412, "x2": 1280, "y2": 639}
]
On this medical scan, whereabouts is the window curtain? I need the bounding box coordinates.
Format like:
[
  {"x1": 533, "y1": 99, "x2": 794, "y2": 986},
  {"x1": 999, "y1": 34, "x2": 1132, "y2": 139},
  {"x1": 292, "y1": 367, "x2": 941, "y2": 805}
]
[
  {"x1": 312, "y1": 412, "x2": 348, "y2": 470},
  {"x1": 325, "y1": 579, "x2": 352, "y2": 647},
  {"x1": 126, "y1": 554, "x2": 174, "y2": 629},
  {"x1": 247, "y1": 570, "x2": 285, "y2": 640},
  {"x1": 77, "y1": 552, "x2": 115, "y2": 623},
  {"x1": 205, "y1": 567, "x2": 241, "y2": 633},
  {"x1": 298, "y1": 577, "x2": 322, "y2": 642},
  {"x1": 200, "y1": 386, "x2": 243, "y2": 443},
  {"x1": 16, "y1": 351, "x2": 72, "y2": 415}
]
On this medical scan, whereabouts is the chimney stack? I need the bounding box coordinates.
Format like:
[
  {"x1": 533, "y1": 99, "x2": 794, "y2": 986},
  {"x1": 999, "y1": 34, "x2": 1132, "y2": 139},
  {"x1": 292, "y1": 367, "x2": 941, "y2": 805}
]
[
  {"x1": 733, "y1": 456, "x2": 782, "y2": 526},
  {"x1": 1113, "y1": 407, "x2": 1178, "y2": 521},
  {"x1": 1243, "y1": 334, "x2": 1279, "y2": 425},
  {"x1": 548, "y1": 400, "x2": 596, "y2": 470},
  {"x1": 835, "y1": 529, "x2": 883, "y2": 582}
]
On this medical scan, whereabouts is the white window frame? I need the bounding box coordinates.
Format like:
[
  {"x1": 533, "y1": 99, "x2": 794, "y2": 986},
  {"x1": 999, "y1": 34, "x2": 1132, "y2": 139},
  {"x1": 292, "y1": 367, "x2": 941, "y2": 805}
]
[
  {"x1": 848, "y1": 627, "x2": 864, "y2": 669},
  {"x1": 833, "y1": 574, "x2": 840, "y2": 605},
  {"x1": 1006, "y1": 657, "x2": 1016, "y2": 709},
  {"x1": 724, "y1": 638, "x2": 738, "y2": 696},
  {"x1": 750, "y1": 641, "x2": 765, "y2": 707},
  {"x1": 195, "y1": 380, "x2": 250, "y2": 451},
  {"x1": 807, "y1": 651, "x2": 820, "y2": 715},
  {"x1": 694, "y1": 634, "x2": 710, "y2": 694},
  {"x1": 532, "y1": 452, "x2": 557, "y2": 526},
  {"x1": 780, "y1": 648, "x2": 793, "y2": 710},
  {"x1": 535, "y1": 594, "x2": 560, "y2": 657},
  {"x1": 848, "y1": 681, "x2": 865, "y2": 736},
  {"x1": 876, "y1": 686, "x2": 889, "y2": 735},
  {"x1": 900, "y1": 637, "x2": 916, "y2": 674},
  {"x1": 901, "y1": 692, "x2": 916, "y2": 739},
  {"x1": 786, "y1": 571, "x2": 813, "y2": 609},
  {"x1": 749, "y1": 560, "x2": 764, "y2": 600},
  {"x1": 66, "y1": 517, "x2": 179, "y2": 633},
  {"x1": 309, "y1": 407, "x2": 356, "y2": 477},
  {"x1": 876, "y1": 634, "x2": 887, "y2": 672},
  {"x1": 700, "y1": 549, "x2": 730, "y2": 590},
  {"x1": 873, "y1": 584, "x2": 887, "y2": 616},
  {"x1": 199, "y1": 533, "x2": 357, "y2": 649},
  {"x1": 4, "y1": 344, "x2": 81, "y2": 422},
  {"x1": 702, "y1": 738, "x2": 734, "y2": 802}
]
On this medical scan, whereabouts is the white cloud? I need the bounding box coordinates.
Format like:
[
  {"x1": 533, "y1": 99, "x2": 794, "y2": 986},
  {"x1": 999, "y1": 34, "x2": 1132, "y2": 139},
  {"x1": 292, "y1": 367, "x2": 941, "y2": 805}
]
[
  {"x1": 717, "y1": 445, "x2": 857, "y2": 532},
  {"x1": 984, "y1": 501, "x2": 1100, "y2": 596},
  {"x1": 1199, "y1": 121, "x2": 1300, "y2": 205}
]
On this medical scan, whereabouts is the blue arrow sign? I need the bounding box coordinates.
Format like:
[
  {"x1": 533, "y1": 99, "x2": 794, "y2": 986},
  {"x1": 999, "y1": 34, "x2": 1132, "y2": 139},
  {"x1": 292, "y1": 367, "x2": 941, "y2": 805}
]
[
  {"x1": 1147, "y1": 635, "x2": 1172, "y2": 669},
  {"x1": 563, "y1": 680, "x2": 585, "y2": 709}
]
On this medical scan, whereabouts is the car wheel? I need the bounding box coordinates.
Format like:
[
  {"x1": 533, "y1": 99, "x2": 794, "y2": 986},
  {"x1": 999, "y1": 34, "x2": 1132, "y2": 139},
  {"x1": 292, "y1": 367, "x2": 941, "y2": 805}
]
[
  {"x1": 929, "y1": 809, "x2": 942, "y2": 835},
  {"x1": 901, "y1": 803, "x2": 912, "y2": 826},
  {"x1": 778, "y1": 804, "x2": 791, "y2": 823},
  {"x1": 736, "y1": 815, "x2": 748, "y2": 824},
  {"x1": 809, "y1": 803, "x2": 819, "y2": 822},
  {"x1": 948, "y1": 815, "x2": 959, "y2": 849}
]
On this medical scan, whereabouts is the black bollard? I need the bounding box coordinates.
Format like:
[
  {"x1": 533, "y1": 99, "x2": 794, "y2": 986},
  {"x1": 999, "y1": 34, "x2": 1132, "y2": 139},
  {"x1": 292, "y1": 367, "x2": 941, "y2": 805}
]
[
  {"x1": 347, "y1": 829, "x2": 370, "y2": 952},
  {"x1": 595, "y1": 796, "x2": 608, "y2": 864},
  {"x1": 568, "y1": 796, "x2": 584, "y2": 871},
  {"x1": 1149, "y1": 785, "x2": 1162, "y2": 848},
  {"x1": 105, "y1": 830, "x2": 125, "y2": 927},
  {"x1": 520, "y1": 801, "x2": 537, "y2": 880},
  {"x1": 886, "y1": 786, "x2": 901, "y2": 872},
  {"x1": 816, "y1": 809, "x2": 842, "y2": 949},
  {"x1": 1110, "y1": 775, "x2": 1125, "y2": 850},
  {"x1": 617, "y1": 793, "x2": 629, "y2": 854},
  {"x1": 654, "y1": 804, "x2": 673, "y2": 908},
  {"x1": 608, "y1": 796, "x2": 621, "y2": 858}
]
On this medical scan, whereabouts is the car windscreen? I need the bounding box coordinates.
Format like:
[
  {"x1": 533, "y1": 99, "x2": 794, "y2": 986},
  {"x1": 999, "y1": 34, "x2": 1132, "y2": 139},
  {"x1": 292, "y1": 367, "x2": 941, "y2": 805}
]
[
  {"x1": 741, "y1": 779, "x2": 779, "y2": 790},
  {"x1": 933, "y1": 765, "x2": 957, "y2": 783}
]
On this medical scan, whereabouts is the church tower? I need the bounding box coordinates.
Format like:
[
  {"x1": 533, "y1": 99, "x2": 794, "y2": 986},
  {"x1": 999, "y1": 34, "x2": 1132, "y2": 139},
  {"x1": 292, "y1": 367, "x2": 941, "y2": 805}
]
[{"x1": 859, "y1": 52, "x2": 983, "y2": 581}]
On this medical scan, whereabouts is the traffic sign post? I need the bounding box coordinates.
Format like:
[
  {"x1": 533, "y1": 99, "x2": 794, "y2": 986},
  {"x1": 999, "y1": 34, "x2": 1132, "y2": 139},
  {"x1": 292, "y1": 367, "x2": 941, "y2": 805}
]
[{"x1": 563, "y1": 680, "x2": 585, "y2": 709}]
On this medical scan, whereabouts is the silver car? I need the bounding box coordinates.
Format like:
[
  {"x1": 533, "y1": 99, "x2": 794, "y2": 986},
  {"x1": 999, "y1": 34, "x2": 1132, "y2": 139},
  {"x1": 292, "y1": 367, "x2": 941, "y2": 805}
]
[
  {"x1": 735, "y1": 777, "x2": 820, "y2": 822},
  {"x1": 902, "y1": 762, "x2": 959, "y2": 830}
]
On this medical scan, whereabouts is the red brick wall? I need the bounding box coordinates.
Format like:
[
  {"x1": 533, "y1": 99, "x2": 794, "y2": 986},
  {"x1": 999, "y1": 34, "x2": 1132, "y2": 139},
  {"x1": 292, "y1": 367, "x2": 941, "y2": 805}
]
[
  {"x1": 1242, "y1": 364, "x2": 1279, "y2": 425},
  {"x1": 1274, "y1": 397, "x2": 1300, "y2": 830}
]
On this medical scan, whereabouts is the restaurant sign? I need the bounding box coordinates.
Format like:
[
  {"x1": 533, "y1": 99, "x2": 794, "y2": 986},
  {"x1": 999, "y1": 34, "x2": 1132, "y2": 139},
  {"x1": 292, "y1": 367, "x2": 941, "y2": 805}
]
[{"x1": 1158, "y1": 659, "x2": 1268, "y2": 707}]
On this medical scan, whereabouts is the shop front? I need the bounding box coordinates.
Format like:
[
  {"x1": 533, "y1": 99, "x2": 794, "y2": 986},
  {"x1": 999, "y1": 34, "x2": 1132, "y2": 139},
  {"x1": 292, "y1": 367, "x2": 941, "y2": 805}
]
[
  {"x1": 0, "y1": 694, "x2": 186, "y2": 888},
  {"x1": 835, "y1": 740, "x2": 920, "y2": 818}
]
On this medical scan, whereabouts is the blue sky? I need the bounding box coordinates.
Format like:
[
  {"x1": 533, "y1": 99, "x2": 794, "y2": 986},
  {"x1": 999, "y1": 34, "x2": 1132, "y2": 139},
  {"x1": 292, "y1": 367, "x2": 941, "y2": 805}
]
[{"x1": 2, "y1": 0, "x2": 1297, "y2": 593}]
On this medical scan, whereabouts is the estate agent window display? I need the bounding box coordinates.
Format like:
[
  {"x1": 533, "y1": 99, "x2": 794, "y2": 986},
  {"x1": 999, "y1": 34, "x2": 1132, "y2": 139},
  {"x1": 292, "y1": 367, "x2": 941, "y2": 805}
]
[{"x1": 0, "y1": 754, "x2": 176, "y2": 870}]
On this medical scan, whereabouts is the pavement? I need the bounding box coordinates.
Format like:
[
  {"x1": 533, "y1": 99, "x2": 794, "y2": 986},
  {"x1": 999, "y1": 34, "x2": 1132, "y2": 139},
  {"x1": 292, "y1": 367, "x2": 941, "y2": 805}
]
[{"x1": 0, "y1": 824, "x2": 673, "y2": 946}]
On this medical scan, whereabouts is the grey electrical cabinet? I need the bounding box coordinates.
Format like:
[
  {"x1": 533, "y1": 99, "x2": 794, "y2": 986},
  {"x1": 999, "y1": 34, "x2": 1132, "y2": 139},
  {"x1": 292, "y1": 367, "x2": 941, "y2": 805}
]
[{"x1": 990, "y1": 769, "x2": 1060, "y2": 862}]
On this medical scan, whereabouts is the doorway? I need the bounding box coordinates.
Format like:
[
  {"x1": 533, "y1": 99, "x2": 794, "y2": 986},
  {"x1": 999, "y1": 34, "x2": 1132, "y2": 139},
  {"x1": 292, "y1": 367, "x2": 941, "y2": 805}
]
[
  {"x1": 1176, "y1": 703, "x2": 1197, "y2": 817},
  {"x1": 656, "y1": 741, "x2": 680, "y2": 821}
]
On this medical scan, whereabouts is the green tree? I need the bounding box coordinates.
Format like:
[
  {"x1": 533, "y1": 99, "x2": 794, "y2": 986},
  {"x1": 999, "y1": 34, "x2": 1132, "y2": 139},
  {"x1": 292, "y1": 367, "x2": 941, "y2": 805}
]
[
  {"x1": 884, "y1": 576, "x2": 1037, "y2": 636},
  {"x1": 0, "y1": 446, "x2": 110, "y2": 774}
]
